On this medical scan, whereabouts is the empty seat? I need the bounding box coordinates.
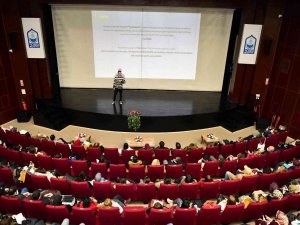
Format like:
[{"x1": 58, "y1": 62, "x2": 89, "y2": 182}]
[
  {"x1": 40, "y1": 139, "x2": 56, "y2": 156},
  {"x1": 197, "y1": 205, "x2": 221, "y2": 225},
  {"x1": 29, "y1": 173, "x2": 51, "y2": 191},
  {"x1": 0, "y1": 195, "x2": 23, "y2": 214},
  {"x1": 254, "y1": 154, "x2": 267, "y2": 169},
  {"x1": 257, "y1": 173, "x2": 278, "y2": 190},
  {"x1": 202, "y1": 161, "x2": 219, "y2": 178},
  {"x1": 21, "y1": 152, "x2": 37, "y2": 166},
  {"x1": 265, "y1": 151, "x2": 280, "y2": 167},
  {"x1": 28, "y1": 137, "x2": 41, "y2": 150},
  {"x1": 0, "y1": 167, "x2": 14, "y2": 184},
  {"x1": 172, "y1": 149, "x2": 188, "y2": 162},
  {"x1": 219, "y1": 144, "x2": 233, "y2": 158},
  {"x1": 121, "y1": 149, "x2": 136, "y2": 164},
  {"x1": 71, "y1": 206, "x2": 96, "y2": 225},
  {"x1": 6, "y1": 149, "x2": 22, "y2": 165},
  {"x1": 187, "y1": 148, "x2": 203, "y2": 163},
  {"x1": 37, "y1": 154, "x2": 54, "y2": 170},
  {"x1": 239, "y1": 175, "x2": 259, "y2": 194},
  {"x1": 233, "y1": 141, "x2": 247, "y2": 156},
  {"x1": 286, "y1": 193, "x2": 300, "y2": 211},
  {"x1": 204, "y1": 146, "x2": 219, "y2": 159},
  {"x1": 246, "y1": 138, "x2": 260, "y2": 151},
  {"x1": 265, "y1": 197, "x2": 288, "y2": 216},
  {"x1": 237, "y1": 157, "x2": 254, "y2": 170},
  {"x1": 137, "y1": 149, "x2": 153, "y2": 165},
  {"x1": 243, "y1": 201, "x2": 268, "y2": 222}
]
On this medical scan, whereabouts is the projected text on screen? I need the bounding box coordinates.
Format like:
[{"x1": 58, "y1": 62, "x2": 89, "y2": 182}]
[{"x1": 92, "y1": 10, "x2": 201, "y2": 79}]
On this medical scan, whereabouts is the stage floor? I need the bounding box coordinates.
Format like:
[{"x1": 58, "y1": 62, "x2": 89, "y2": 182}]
[{"x1": 60, "y1": 88, "x2": 222, "y2": 116}]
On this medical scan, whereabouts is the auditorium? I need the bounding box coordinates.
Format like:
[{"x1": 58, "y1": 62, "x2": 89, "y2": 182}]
[{"x1": 0, "y1": 0, "x2": 300, "y2": 224}]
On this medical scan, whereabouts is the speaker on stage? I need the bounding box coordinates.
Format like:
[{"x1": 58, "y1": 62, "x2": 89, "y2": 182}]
[
  {"x1": 16, "y1": 110, "x2": 31, "y2": 122},
  {"x1": 256, "y1": 118, "x2": 269, "y2": 130}
]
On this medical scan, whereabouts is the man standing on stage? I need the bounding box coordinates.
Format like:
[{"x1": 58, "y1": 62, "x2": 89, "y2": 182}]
[{"x1": 112, "y1": 69, "x2": 126, "y2": 105}]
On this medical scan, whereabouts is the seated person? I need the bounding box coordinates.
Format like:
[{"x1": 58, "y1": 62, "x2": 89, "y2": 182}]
[
  {"x1": 139, "y1": 176, "x2": 152, "y2": 184},
  {"x1": 157, "y1": 141, "x2": 167, "y2": 149},
  {"x1": 119, "y1": 142, "x2": 133, "y2": 154},
  {"x1": 224, "y1": 165, "x2": 256, "y2": 180},
  {"x1": 40, "y1": 189, "x2": 62, "y2": 205},
  {"x1": 218, "y1": 194, "x2": 237, "y2": 211},
  {"x1": 146, "y1": 199, "x2": 169, "y2": 213},
  {"x1": 98, "y1": 195, "x2": 125, "y2": 213},
  {"x1": 151, "y1": 159, "x2": 161, "y2": 166},
  {"x1": 94, "y1": 172, "x2": 107, "y2": 183},
  {"x1": 175, "y1": 142, "x2": 181, "y2": 149},
  {"x1": 77, "y1": 196, "x2": 98, "y2": 211},
  {"x1": 155, "y1": 177, "x2": 174, "y2": 189},
  {"x1": 176, "y1": 174, "x2": 197, "y2": 184},
  {"x1": 169, "y1": 198, "x2": 202, "y2": 212},
  {"x1": 128, "y1": 155, "x2": 143, "y2": 166}
]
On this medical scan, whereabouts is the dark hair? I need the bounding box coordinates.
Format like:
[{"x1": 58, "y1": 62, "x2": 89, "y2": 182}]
[
  {"x1": 8, "y1": 186, "x2": 17, "y2": 195},
  {"x1": 204, "y1": 175, "x2": 212, "y2": 182},
  {"x1": 227, "y1": 195, "x2": 236, "y2": 205},
  {"x1": 31, "y1": 190, "x2": 41, "y2": 200},
  {"x1": 82, "y1": 197, "x2": 91, "y2": 208},
  {"x1": 153, "y1": 202, "x2": 163, "y2": 209},
  {"x1": 164, "y1": 177, "x2": 172, "y2": 184},
  {"x1": 159, "y1": 141, "x2": 165, "y2": 148},
  {"x1": 143, "y1": 176, "x2": 150, "y2": 184},
  {"x1": 181, "y1": 199, "x2": 191, "y2": 208},
  {"x1": 132, "y1": 155, "x2": 138, "y2": 163},
  {"x1": 78, "y1": 171, "x2": 87, "y2": 181},
  {"x1": 123, "y1": 143, "x2": 129, "y2": 150},
  {"x1": 50, "y1": 134, "x2": 55, "y2": 141},
  {"x1": 184, "y1": 174, "x2": 193, "y2": 183},
  {"x1": 99, "y1": 155, "x2": 105, "y2": 162},
  {"x1": 119, "y1": 178, "x2": 127, "y2": 184},
  {"x1": 100, "y1": 145, "x2": 105, "y2": 153},
  {"x1": 25, "y1": 132, "x2": 31, "y2": 137},
  {"x1": 53, "y1": 195, "x2": 62, "y2": 206},
  {"x1": 175, "y1": 142, "x2": 181, "y2": 149}
]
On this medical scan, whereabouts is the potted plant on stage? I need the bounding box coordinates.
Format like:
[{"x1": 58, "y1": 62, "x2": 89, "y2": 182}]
[{"x1": 128, "y1": 110, "x2": 141, "y2": 132}]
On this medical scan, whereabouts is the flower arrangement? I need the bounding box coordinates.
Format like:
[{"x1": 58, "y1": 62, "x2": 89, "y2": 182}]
[
  {"x1": 134, "y1": 136, "x2": 143, "y2": 143},
  {"x1": 128, "y1": 110, "x2": 141, "y2": 131}
]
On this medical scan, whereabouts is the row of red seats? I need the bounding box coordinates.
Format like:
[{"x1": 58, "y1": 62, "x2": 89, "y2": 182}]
[
  {"x1": 0, "y1": 193, "x2": 300, "y2": 225},
  {"x1": 1, "y1": 145, "x2": 299, "y2": 182},
  {"x1": 1, "y1": 166, "x2": 299, "y2": 201},
  {"x1": 0, "y1": 128, "x2": 289, "y2": 164}
]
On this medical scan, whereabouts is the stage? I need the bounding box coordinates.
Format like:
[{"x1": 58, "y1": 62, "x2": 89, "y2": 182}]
[{"x1": 33, "y1": 88, "x2": 255, "y2": 132}]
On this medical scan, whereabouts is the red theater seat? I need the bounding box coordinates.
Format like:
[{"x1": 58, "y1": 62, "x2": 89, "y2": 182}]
[{"x1": 174, "y1": 207, "x2": 197, "y2": 225}]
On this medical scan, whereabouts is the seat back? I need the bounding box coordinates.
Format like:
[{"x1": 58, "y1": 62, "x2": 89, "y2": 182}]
[
  {"x1": 246, "y1": 138, "x2": 260, "y2": 151},
  {"x1": 219, "y1": 144, "x2": 234, "y2": 158},
  {"x1": 93, "y1": 181, "x2": 113, "y2": 200},
  {"x1": 137, "y1": 149, "x2": 153, "y2": 165},
  {"x1": 199, "y1": 181, "x2": 220, "y2": 200},
  {"x1": 237, "y1": 157, "x2": 254, "y2": 170},
  {"x1": 45, "y1": 205, "x2": 70, "y2": 223},
  {"x1": 204, "y1": 146, "x2": 219, "y2": 158},
  {"x1": 114, "y1": 183, "x2": 137, "y2": 200},
  {"x1": 40, "y1": 139, "x2": 56, "y2": 156},
  {"x1": 0, "y1": 167, "x2": 14, "y2": 184},
  {"x1": 71, "y1": 206, "x2": 96, "y2": 225},
  {"x1": 158, "y1": 183, "x2": 178, "y2": 200},
  {"x1": 179, "y1": 182, "x2": 199, "y2": 199},
  {"x1": 197, "y1": 205, "x2": 221, "y2": 225},
  {"x1": 147, "y1": 165, "x2": 165, "y2": 181},
  {"x1": 219, "y1": 179, "x2": 240, "y2": 196},
  {"x1": 174, "y1": 207, "x2": 197, "y2": 225},
  {"x1": 104, "y1": 148, "x2": 119, "y2": 164},
  {"x1": 257, "y1": 173, "x2": 278, "y2": 190},
  {"x1": 149, "y1": 207, "x2": 174, "y2": 225},
  {"x1": 243, "y1": 201, "x2": 268, "y2": 221},
  {"x1": 187, "y1": 148, "x2": 203, "y2": 163},
  {"x1": 239, "y1": 175, "x2": 259, "y2": 194},
  {"x1": 136, "y1": 183, "x2": 156, "y2": 202},
  {"x1": 71, "y1": 160, "x2": 89, "y2": 177},
  {"x1": 23, "y1": 199, "x2": 46, "y2": 219},
  {"x1": 0, "y1": 195, "x2": 23, "y2": 214},
  {"x1": 123, "y1": 206, "x2": 147, "y2": 225},
  {"x1": 70, "y1": 181, "x2": 91, "y2": 199},
  {"x1": 155, "y1": 148, "x2": 170, "y2": 163},
  {"x1": 30, "y1": 173, "x2": 51, "y2": 191},
  {"x1": 21, "y1": 152, "x2": 37, "y2": 166},
  {"x1": 172, "y1": 149, "x2": 188, "y2": 162},
  {"x1": 87, "y1": 147, "x2": 102, "y2": 162},
  {"x1": 98, "y1": 207, "x2": 121, "y2": 225},
  {"x1": 50, "y1": 177, "x2": 70, "y2": 195},
  {"x1": 265, "y1": 197, "x2": 288, "y2": 216},
  {"x1": 128, "y1": 165, "x2": 146, "y2": 182},
  {"x1": 233, "y1": 141, "x2": 246, "y2": 156},
  {"x1": 37, "y1": 154, "x2": 54, "y2": 170},
  {"x1": 202, "y1": 161, "x2": 219, "y2": 177},
  {"x1": 219, "y1": 159, "x2": 237, "y2": 177},
  {"x1": 265, "y1": 151, "x2": 280, "y2": 167},
  {"x1": 71, "y1": 145, "x2": 87, "y2": 159},
  {"x1": 165, "y1": 164, "x2": 184, "y2": 179},
  {"x1": 90, "y1": 162, "x2": 108, "y2": 179},
  {"x1": 55, "y1": 142, "x2": 71, "y2": 158},
  {"x1": 221, "y1": 203, "x2": 245, "y2": 224},
  {"x1": 121, "y1": 150, "x2": 136, "y2": 164},
  {"x1": 109, "y1": 164, "x2": 126, "y2": 180},
  {"x1": 52, "y1": 157, "x2": 71, "y2": 175},
  {"x1": 185, "y1": 163, "x2": 202, "y2": 180}
]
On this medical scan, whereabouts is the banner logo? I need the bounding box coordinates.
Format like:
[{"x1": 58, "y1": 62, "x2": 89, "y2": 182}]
[
  {"x1": 27, "y1": 28, "x2": 40, "y2": 48},
  {"x1": 243, "y1": 35, "x2": 256, "y2": 54}
]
